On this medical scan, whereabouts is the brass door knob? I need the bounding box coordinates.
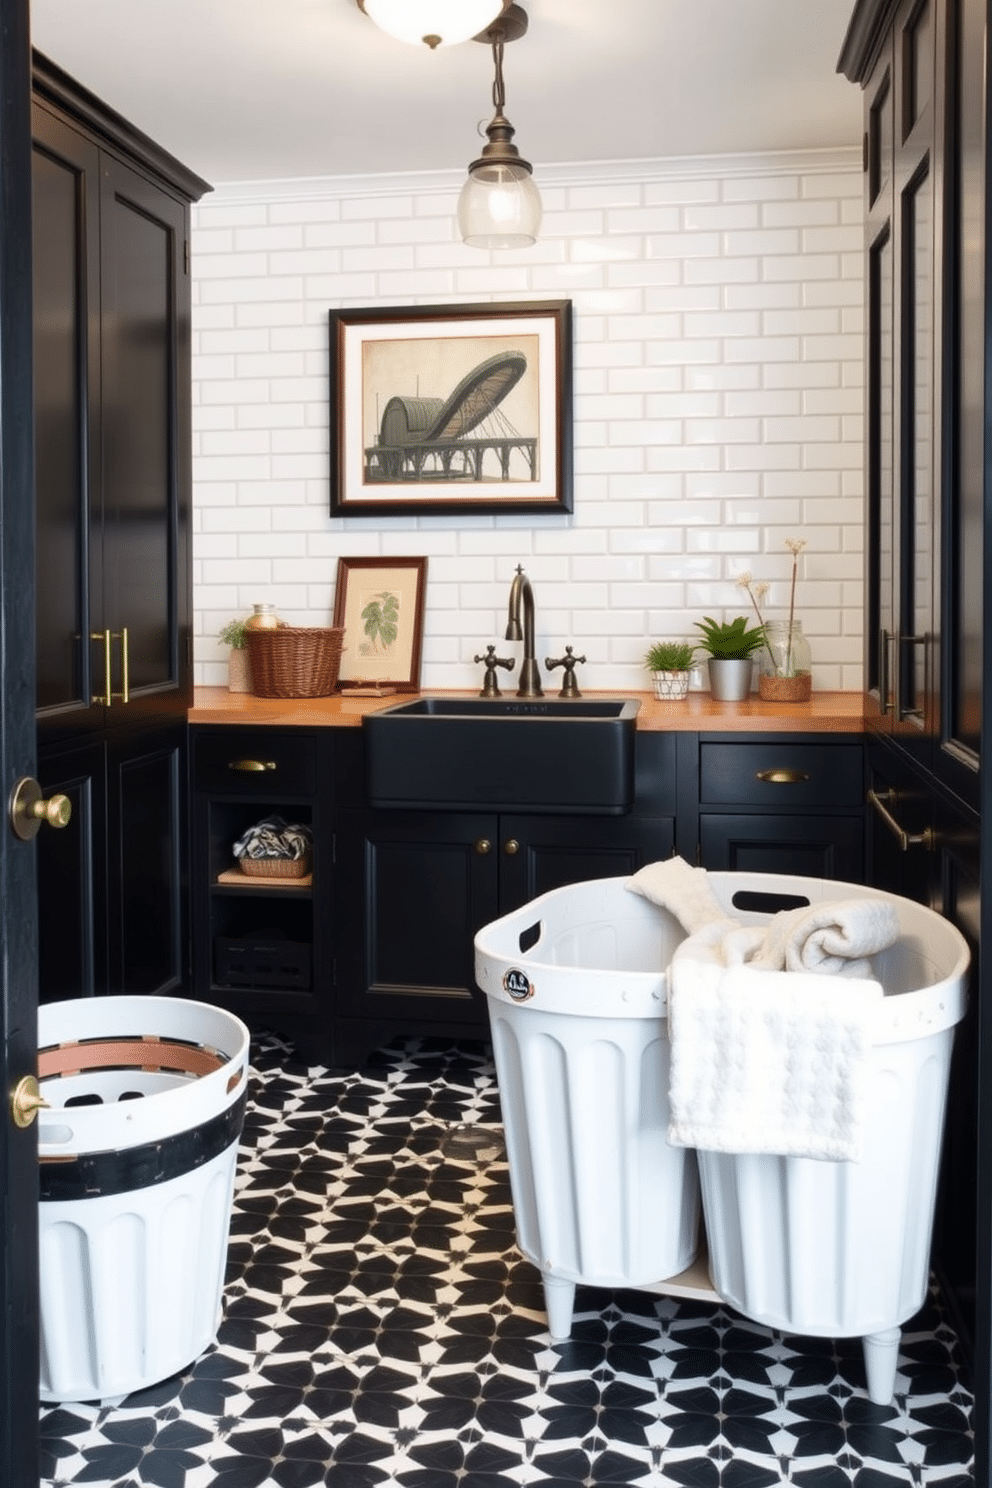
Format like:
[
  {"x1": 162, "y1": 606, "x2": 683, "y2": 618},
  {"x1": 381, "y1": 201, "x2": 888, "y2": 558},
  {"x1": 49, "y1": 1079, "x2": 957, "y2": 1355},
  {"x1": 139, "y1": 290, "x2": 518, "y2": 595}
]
[
  {"x1": 10, "y1": 1074, "x2": 49, "y2": 1129},
  {"x1": 8, "y1": 777, "x2": 72, "y2": 842}
]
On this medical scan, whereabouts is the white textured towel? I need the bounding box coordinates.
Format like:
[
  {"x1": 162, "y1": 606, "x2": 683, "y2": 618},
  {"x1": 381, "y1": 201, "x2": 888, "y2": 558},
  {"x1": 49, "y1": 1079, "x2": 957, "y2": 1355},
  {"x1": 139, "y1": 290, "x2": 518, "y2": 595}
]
[
  {"x1": 667, "y1": 931, "x2": 884, "y2": 1162},
  {"x1": 626, "y1": 856, "x2": 732, "y2": 933},
  {"x1": 744, "y1": 897, "x2": 900, "y2": 979}
]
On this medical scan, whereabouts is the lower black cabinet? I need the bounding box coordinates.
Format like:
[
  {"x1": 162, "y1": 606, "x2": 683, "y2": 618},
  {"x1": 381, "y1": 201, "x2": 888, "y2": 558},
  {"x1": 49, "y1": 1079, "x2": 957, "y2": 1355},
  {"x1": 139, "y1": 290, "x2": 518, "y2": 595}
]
[
  {"x1": 189, "y1": 728, "x2": 327, "y2": 1058},
  {"x1": 188, "y1": 721, "x2": 867, "y2": 1070},
  {"x1": 37, "y1": 723, "x2": 186, "y2": 1003},
  {"x1": 333, "y1": 807, "x2": 673, "y2": 1061},
  {"x1": 867, "y1": 738, "x2": 981, "y2": 1364},
  {"x1": 699, "y1": 814, "x2": 864, "y2": 879},
  {"x1": 689, "y1": 734, "x2": 866, "y2": 881}
]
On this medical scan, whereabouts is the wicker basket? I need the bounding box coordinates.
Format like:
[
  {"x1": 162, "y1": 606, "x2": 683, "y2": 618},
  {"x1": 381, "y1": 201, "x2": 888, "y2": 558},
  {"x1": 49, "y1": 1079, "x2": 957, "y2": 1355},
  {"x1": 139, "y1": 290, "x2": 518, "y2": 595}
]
[
  {"x1": 245, "y1": 626, "x2": 344, "y2": 698},
  {"x1": 238, "y1": 852, "x2": 312, "y2": 879}
]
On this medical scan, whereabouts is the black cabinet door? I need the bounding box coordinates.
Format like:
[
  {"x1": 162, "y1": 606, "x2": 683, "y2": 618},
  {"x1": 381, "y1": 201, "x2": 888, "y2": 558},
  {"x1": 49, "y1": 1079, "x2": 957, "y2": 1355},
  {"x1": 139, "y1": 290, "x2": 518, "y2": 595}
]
[
  {"x1": 36, "y1": 726, "x2": 186, "y2": 1004},
  {"x1": 105, "y1": 725, "x2": 186, "y2": 998},
  {"x1": 699, "y1": 813, "x2": 864, "y2": 881},
  {"x1": 335, "y1": 809, "x2": 497, "y2": 1028},
  {"x1": 933, "y1": 0, "x2": 983, "y2": 812},
  {"x1": 498, "y1": 813, "x2": 673, "y2": 907},
  {"x1": 36, "y1": 740, "x2": 107, "y2": 1004},
  {"x1": 100, "y1": 155, "x2": 191, "y2": 728},
  {"x1": 32, "y1": 105, "x2": 192, "y2": 743},
  {"x1": 867, "y1": 739, "x2": 982, "y2": 1372},
  {"x1": 31, "y1": 102, "x2": 102, "y2": 740},
  {"x1": 863, "y1": 0, "x2": 940, "y2": 763}
]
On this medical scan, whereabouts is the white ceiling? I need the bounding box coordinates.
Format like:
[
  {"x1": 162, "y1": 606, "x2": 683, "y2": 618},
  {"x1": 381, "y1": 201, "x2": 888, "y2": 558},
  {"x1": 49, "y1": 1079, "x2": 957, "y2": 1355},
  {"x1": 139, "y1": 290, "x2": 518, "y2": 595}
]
[{"x1": 29, "y1": 0, "x2": 863, "y2": 187}]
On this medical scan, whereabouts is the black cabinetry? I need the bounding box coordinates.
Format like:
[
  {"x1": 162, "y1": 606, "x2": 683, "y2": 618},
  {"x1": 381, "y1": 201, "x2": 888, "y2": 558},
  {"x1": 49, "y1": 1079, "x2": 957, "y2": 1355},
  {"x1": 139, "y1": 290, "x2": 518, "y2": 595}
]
[
  {"x1": 190, "y1": 720, "x2": 867, "y2": 1071},
  {"x1": 333, "y1": 803, "x2": 673, "y2": 1064},
  {"x1": 866, "y1": 741, "x2": 981, "y2": 1364},
  {"x1": 852, "y1": 0, "x2": 980, "y2": 810},
  {"x1": 31, "y1": 55, "x2": 208, "y2": 1004},
  {"x1": 841, "y1": 0, "x2": 990, "y2": 1466},
  {"x1": 677, "y1": 733, "x2": 866, "y2": 880},
  {"x1": 190, "y1": 729, "x2": 330, "y2": 1058}
]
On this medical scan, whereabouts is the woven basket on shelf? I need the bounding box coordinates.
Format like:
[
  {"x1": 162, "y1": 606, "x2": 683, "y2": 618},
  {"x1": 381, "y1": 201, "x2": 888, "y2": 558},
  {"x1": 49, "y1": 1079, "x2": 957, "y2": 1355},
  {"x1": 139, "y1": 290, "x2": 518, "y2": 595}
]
[
  {"x1": 245, "y1": 626, "x2": 344, "y2": 698},
  {"x1": 238, "y1": 852, "x2": 312, "y2": 880}
]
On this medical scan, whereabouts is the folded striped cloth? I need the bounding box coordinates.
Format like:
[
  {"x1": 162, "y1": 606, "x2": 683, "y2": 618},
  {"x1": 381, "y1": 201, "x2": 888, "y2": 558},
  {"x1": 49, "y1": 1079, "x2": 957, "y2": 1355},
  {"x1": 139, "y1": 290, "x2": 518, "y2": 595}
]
[{"x1": 232, "y1": 816, "x2": 312, "y2": 861}]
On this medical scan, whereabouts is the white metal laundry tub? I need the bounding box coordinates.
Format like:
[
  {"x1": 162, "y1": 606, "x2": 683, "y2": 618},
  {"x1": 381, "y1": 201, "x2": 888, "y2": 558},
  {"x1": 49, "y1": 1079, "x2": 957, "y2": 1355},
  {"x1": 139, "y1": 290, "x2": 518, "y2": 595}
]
[{"x1": 474, "y1": 872, "x2": 969, "y2": 1405}]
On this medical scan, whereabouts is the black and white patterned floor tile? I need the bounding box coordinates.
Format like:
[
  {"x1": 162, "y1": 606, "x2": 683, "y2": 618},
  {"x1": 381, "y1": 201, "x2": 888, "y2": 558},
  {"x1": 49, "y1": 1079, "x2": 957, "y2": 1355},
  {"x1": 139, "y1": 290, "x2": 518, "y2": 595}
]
[{"x1": 40, "y1": 1035, "x2": 975, "y2": 1488}]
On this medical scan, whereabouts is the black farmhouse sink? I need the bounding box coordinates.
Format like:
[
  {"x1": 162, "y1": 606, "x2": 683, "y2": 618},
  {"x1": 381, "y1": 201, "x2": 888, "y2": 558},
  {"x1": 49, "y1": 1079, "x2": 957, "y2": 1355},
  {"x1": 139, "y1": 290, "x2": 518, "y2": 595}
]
[{"x1": 363, "y1": 696, "x2": 641, "y2": 813}]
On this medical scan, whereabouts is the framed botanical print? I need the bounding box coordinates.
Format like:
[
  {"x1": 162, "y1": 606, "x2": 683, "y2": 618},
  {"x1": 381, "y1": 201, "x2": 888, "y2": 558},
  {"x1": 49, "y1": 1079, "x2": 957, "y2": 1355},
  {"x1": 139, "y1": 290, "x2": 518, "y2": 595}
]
[{"x1": 332, "y1": 556, "x2": 427, "y2": 691}]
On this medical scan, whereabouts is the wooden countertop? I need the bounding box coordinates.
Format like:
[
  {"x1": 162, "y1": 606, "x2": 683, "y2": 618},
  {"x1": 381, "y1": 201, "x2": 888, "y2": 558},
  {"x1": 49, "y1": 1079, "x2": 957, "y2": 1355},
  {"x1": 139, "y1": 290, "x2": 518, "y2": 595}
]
[{"x1": 189, "y1": 687, "x2": 867, "y2": 734}]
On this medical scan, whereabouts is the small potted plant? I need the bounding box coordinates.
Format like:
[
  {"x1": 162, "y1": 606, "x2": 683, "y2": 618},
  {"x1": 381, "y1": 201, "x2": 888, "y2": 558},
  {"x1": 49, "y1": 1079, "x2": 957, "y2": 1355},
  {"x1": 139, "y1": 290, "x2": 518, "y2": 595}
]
[
  {"x1": 693, "y1": 615, "x2": 766, "y2": 701},
  {"x1": 645, "y1": 640, "x2": 697, "y2": 701},
  {"x1": 218, "y1": 617, "x2": 250, "y2": 693}
]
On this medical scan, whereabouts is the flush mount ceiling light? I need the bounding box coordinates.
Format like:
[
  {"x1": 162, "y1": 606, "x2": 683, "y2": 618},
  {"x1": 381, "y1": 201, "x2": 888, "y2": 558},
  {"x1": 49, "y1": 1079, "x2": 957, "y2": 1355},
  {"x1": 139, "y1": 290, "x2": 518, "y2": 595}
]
[
  {"x1": 457, "y1": 4, "x2": 542, "y2": 250},
  {"x1": 356, "y1": 0, "x2": 509, "y2": 50}
]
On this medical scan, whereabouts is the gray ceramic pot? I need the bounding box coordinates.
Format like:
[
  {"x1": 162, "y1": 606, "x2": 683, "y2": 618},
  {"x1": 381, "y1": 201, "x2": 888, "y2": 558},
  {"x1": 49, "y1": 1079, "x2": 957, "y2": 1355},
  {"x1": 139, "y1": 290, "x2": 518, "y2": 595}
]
[{"x1": 707, "y1": 657, "x2": 753, "y2": 701}]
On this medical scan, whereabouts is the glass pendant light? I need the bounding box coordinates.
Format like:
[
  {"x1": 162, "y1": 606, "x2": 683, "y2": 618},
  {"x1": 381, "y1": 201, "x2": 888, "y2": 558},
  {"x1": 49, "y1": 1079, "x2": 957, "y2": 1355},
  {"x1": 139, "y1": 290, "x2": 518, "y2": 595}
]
[
  {"x1": 357, "y1": 0, "x2": 508, "y2": 50},
  {"x1": 457, "y1": 5, "x2": 541, "y2": 249}
]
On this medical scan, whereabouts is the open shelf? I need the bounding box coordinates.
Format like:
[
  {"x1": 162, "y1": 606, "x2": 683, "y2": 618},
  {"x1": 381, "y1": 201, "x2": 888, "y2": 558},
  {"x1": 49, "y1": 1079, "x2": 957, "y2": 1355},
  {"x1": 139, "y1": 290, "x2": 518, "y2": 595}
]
[{"x1": 216, "y1": 865, "x2": 313, "y2": 890}]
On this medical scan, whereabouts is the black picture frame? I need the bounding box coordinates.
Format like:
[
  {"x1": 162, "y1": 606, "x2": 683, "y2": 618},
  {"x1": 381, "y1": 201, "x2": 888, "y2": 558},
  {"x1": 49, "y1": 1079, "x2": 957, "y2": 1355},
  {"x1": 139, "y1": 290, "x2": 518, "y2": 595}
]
[{"x1": 329, "y1": 300, "x2": 572, "y2": 518}]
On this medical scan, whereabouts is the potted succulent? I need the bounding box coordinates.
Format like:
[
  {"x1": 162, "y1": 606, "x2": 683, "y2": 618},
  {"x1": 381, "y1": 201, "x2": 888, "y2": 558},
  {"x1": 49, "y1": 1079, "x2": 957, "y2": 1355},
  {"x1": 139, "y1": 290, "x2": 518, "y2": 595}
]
[
  {"x1": 218, "y1": 617, "x2": 250, "y2": 693},
  {"x1": 693, "y1": 614, "x2": 766, "y2": 701},
  {"x1": 644, "y1": 640, "x2": 697, "y2": 701}
]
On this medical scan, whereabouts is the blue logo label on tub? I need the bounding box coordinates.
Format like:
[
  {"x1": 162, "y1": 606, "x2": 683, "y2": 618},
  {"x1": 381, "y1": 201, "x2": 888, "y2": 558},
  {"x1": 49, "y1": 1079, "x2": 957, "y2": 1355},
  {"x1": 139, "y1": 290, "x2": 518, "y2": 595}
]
[{"x1": 503, "y1": 969, "x2": 534, "y2": 1002}]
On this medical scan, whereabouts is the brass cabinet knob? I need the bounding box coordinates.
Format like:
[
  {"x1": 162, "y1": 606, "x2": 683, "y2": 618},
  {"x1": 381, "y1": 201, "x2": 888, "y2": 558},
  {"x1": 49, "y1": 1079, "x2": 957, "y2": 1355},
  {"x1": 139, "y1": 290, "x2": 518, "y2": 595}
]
[
  {"x1": 10, "y1": 1074, "x2": 49, "y2": 1129},
  {"x1": 503, "y1": 838, "x2": 520, "y2": 855},
  {"x1": 8, "y1": 777, "x2": 73, "y2": 842},
  {"x1": 475, "y1": 838, "x2": 492, "y2": 855}
]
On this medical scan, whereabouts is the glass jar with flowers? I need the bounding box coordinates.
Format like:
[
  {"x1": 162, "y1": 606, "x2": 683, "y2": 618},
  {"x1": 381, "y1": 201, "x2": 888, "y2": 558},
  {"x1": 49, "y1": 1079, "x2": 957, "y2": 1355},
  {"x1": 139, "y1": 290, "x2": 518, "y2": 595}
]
[{"x1": 738, "y1": 538, "x2": 812, "y2": 703}]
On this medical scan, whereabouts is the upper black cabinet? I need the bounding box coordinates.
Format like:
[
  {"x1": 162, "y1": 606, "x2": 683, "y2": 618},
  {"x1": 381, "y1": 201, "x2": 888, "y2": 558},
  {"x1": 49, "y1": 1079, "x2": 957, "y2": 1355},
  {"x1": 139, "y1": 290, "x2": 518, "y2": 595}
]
[
  {"x1": 846, "y1": 0, "x2": 982, "y2": 811},
  {"x1": 31, "y1": 54, "x2": 208, "y2": 742},
  {"x1": 31, "y1": 55, "x2": 209, "y2": 1003}
]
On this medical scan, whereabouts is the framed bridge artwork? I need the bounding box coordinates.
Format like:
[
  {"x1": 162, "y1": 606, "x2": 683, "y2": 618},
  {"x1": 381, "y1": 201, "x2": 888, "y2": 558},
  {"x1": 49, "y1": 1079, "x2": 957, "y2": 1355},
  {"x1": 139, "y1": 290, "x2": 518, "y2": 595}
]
[{"x1": 329, "y1": 300, "x2": 572, "y2": 518}]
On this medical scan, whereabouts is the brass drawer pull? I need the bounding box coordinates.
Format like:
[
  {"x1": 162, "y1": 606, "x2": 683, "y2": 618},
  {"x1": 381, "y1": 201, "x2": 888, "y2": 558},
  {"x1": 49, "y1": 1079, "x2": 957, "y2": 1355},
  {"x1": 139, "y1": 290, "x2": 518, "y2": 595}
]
[
  {"x1": 755, "y1": 768, "x2": 810, "y2": 784},
  {"x1": 867, "y1": 788, "x2": 934, "y2": 852},
  {"x1": 228, "y1": 759, "x2": 277, "y2": 773}
]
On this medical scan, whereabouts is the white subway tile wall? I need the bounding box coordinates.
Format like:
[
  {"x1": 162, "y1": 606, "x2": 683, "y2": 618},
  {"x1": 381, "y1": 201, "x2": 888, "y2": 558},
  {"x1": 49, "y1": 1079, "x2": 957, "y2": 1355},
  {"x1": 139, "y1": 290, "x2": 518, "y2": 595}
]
[{"x1": 192, "y1": 150, "x2": 864, "y2": 693}]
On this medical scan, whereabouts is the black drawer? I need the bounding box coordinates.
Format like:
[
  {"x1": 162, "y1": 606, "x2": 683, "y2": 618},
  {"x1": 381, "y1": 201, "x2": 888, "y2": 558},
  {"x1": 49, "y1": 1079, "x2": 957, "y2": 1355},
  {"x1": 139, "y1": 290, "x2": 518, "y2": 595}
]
[
  {"x1": 699, "y1": 742, "x2": 864, "y2": 808},
  {"x1": 192, "y1": 729, "x2": 316, "y2": 795}
]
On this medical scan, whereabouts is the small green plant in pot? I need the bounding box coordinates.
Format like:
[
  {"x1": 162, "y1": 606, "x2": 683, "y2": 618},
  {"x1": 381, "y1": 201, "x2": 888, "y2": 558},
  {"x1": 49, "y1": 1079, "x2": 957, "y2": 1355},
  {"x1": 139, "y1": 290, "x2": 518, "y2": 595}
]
[
  {"x1": 644, "y1": 640, "x2": 697, "y2": 701},
  {"x1": 693, "y1": 615, "x2": 766, "y2": 701},
  {"x1": 219, "y1": 617, "x2": 251, "y2": 693},
  {"x1": 218, "y1": 618, "x2": 248, "y2": 650}
]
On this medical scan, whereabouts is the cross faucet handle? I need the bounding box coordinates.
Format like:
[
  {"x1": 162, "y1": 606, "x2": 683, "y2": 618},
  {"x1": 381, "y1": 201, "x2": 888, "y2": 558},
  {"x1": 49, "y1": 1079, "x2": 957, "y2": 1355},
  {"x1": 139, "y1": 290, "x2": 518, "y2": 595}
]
[
  {"x1": 545, "y1": 645, "x2": 586, "y2": 698},
  {"x1": 474, "y1": 644, "x2": 516, "y2": 697}
]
